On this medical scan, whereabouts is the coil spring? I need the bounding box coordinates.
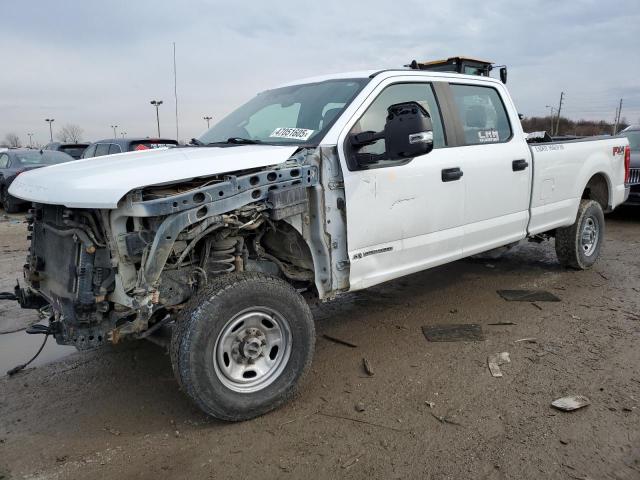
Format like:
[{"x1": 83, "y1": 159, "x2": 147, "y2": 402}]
[{"x1": 209, "y1": 246, "x2": 235, "y2": 274}]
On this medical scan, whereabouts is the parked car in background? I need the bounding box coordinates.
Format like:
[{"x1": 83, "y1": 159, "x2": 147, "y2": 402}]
[
  {"x1": 44, "y1": 142, "x2": 90, "y2": 160},
  {"x1": 0, "y1": 149, "x2": 74, "y2": 212},
  {"x1": 81, "y1": 138, "x2": 179, "y2": 159},
  {"x1": 619, "y1": 125, "x2": 640, "y2": 204}
]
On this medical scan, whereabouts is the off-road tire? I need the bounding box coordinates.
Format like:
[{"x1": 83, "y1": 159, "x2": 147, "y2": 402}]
[
  {"x1": 555, "y1": 199, "x2": 605, "y2": 269},
  {"x1": 170, "y1": 272, "x2": 315, "y2": 421},
  {"x1": 1, "y1": 188, "x2": 20, "y2": 214}
]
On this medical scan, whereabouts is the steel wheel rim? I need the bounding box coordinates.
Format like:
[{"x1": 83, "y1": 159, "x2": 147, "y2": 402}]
[
  {"x1": 213, "y1": 307, "x2": 292, "y2": 393},
  {"x1": 580, "y1": 216, "x2": 599, "y2": 256}
]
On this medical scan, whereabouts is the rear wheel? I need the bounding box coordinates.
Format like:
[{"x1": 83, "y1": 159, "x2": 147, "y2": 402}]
[
  {"x1": 555, "y1": 199, "x2": 604, "y2": 269},
  {"x1": 170, "y1": 272, "x2": 315, "y2": 421}
]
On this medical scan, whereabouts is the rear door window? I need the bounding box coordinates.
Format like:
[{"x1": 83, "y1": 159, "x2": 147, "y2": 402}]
[
  {"x1": 108, "y1": 144, "x2": 122, "y2": 155},
  {"x1": 450, "y1": 84, "x2": 512, "y2": 145},
  {"x1": 0, "y1": 154, "x2": 8, "y2": 168},
  {"x1": 94, "y1": 143, "x2": 110, "y2": 157}
]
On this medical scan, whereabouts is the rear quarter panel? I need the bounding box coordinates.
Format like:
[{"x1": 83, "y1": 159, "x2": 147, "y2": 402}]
[{"x1": 528, "y1": 137, "x2": 628, "y2": 235}]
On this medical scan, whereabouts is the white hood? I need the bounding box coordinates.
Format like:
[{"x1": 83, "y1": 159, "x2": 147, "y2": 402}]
[{"x1": 9, "y1": 145, "x2": 299, "y2": 209}]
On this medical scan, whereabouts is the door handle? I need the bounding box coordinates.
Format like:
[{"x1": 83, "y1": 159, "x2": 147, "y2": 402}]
[
  {"x1": 512, "y1": 159, "x2": 529, "y2": 171},
  {"x1": 441, "y1": 167, "x2": 463, "y2": 182}
]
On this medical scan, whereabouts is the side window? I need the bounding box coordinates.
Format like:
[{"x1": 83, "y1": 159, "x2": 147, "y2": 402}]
[
  {"x1": 0, "y1": 154, "x2": 8, "y2": 168},
  {"x1": 450, "y1": 84, "x2": 512, "y2": 145},
  {"x1": 348, "y1": 83, "x2": 446, "y2": 168},
  {"x1": 94, "y1": 143, "x2": 110, "y2": 157},
  {"x1": 108, "y1": 144, "x2": 122, "y2": 155},
  {"x1": 82, "y1": 144, "x2": 96, "y2": 158}
]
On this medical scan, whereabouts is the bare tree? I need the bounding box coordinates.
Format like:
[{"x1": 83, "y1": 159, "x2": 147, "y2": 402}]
[
  {"x1": 56, "y1": 124, "x2": 84, "y2": 143},
  {"x1": 4, "y1": 133, "x2": 21, "y2": 148}
]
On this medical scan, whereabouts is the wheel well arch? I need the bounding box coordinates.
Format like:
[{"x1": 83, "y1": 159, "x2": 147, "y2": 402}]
[{"x1": 581, "y1": 172, "x2": 610, "y2": 211}]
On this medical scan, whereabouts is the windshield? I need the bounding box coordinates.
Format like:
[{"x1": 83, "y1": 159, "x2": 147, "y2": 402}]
[
  {"x1": 198, "y1": 79, "x2": 368, "y2": 146},
  {"x1": 15, "y1": 151, "x2": 71, "y2": 166},
  {"x1": 59, "y1": 146, "x2": 88, "y2": 159},
  {"x1": 622, "y1": 131, "x2": 640, "y2": 151}
]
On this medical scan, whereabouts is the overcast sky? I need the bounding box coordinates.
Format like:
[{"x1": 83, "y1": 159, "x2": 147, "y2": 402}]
[{"x1": 1, "y1": 0, "x2": 638, "y2": 145}]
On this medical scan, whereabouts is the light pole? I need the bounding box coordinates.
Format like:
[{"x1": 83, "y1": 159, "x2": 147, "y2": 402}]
[
  {"x1": 27, "y1": 133, "x2": 34, "y2": 148},
  {"x1": 110, "y1": 125, "x2": 118, "y2": 138},
  {"x1": 150, "y1": 100, "x2": 163, "y2": 137},
  {"x1": 121, "y1": 132, "x2": 127, "y2": 138},
  {"x1": 45, "y1": 118, "x2": 55, "y2": 142},
  {"x1": 203, "y1": 116, "x2": 212, "y2": 129}
]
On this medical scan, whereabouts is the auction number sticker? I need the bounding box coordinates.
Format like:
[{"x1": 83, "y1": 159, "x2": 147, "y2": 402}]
[
  {"x1": 270, "y1": 127, "x2": 314, "y2": 141},
  {"x1": 478, "y1": 129, "x2": 499, "y2": 143}
]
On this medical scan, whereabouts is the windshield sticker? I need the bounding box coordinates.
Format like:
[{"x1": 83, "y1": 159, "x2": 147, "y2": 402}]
[
  {"x1": 270, "y1": 128, "x2": 314, "y2": 141},
  {"x1": 478, "y1": 129, "x2": 500, "y2": 143}
]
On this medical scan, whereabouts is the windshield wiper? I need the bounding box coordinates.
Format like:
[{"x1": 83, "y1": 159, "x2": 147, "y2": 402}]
[
  {"x1": 205, "y1": 137, "x2": 262, "y2": 146},
  {"x1": 189, "y1": 137, "x2": 205, "y2": 146}
]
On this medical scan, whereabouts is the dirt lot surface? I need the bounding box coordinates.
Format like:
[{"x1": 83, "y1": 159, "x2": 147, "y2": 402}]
[{"x1": 1, "y1": 207, "x2": 639, "y2": 480}]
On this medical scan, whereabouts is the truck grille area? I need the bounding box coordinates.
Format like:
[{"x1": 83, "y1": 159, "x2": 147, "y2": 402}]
[{"x1": 26, "y1": 204, "x2": 115, "y2": 349}]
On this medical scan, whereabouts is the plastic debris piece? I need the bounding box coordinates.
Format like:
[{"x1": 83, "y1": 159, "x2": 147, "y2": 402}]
[
  {"x1": 551, "y1": 395, "x2": 591, "y2": 411},
  {"x1": 497, "y1": 290, "x2": 561, "y2": 302},
  {"x1": 322, "y1": 334, "x2": 358, "y2": 348},
  {"x1": 362, "y1": 357, "x2": 374, "y2": 376},
  {"x1": 422, "y1": 324, "x2": 485, "y2": 342},
  {"x1": 514, "y1": 338, "x2": 537, "y2": 343},
  {"x1": 488, "y1": 352, "x2": 511, "y2": 377}
]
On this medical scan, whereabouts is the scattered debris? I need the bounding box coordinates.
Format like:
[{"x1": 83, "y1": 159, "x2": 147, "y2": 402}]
[
  {"x1": 317, "y1": 411, "x2": 406, "y2": 432},
  {"x1": 322, "y1": 334, "x2": 358, "y2": 348},
  {"x1": 514, "y1": 338, "x2": 537, "y2": 343},
  {"x1": 422, "y1": 324, "x2": 485, "y2": 342},
  {"x1": 485, "y1": 263, "x2": 496, "y2": 269},
  {"x1": 559, "y1": 439, "x2": 569, "y2": 445},
  {"x1": 551, "y1": 395, "x2": 591, "y2": 412},
  {"x1": 487, "y1": 352, "x2": 511, "y2": 377},
  {"x1": 279, "y1": 410, "x2": 319, "y2": 428},
  {"x1": 497, "y1": 290, "x2": 561, "y2": 302},
  {"x1": 449, "y1": 308, "x2": 458, "y2": 314},
  {"x1": 104, "y1": 427, "x2": 121, "y2": 436},
  {"x1": 429, "y1": 412, "x2": 463, "y2": 427},
  {"x1": 355, "y1": 402, "x2": 366, "y2": 412},
  {"x1": 341, "y1": 453, "x2": 362, "y2": 470},
  {"x1": 487, "y1": 321, "x2": 516, "y2": 326},
  {"x1": 571, "y1": 314, "x2": 582, "y2": 320},
  {"x1": 531, "y1": 302, "x2": 543, "y2": 311},
  {"x1": 425, "y1": 401, "x2": 435, "y2": 408},
  {"x1": 362, "y1": 358, "x2": 374, "y2": 376},
  {"x1": 597, "y1": 272, "x2": 609, "y2": 280}
]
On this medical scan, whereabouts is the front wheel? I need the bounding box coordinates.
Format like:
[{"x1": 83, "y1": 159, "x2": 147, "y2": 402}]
[
  {"x1": 555, "y1": 199, "x2": 605, "y2": 269},
  {"x1": 170, "y1": 272, "x2": 315, "y2": 421},
  {"x1": 1, "y1": 188, "x2": 20, "y2": 214}
]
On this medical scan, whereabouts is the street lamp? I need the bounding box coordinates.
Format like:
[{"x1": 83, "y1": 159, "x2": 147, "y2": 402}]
[
  {"x1": 45, "y1": 118, "x2": 55, "y2": 142},
  {"x1": 150, "y1": 100, "x2": 163, "y2": 137},
  {"x1": 121, "y1": 132, "x2": 127, "y2": 138},
  {"x1": 27, "y1": 133, "x2": 34, "y2": 148},
  {"x1": 110, "y1": 124, "x2": 118, "y2": 138},
  {"x1": 203, "y1": 116, "x2": 213, "y2": 129}
]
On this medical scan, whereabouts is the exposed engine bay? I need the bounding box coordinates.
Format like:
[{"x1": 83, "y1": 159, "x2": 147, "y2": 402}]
[{"x1": 17, "y1": 148, "x2": 350, "y2": 349}]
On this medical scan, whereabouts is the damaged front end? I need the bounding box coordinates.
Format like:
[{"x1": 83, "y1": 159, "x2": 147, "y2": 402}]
[{"x1": 17, "y1": 151, "x2": 349, "y2": 349}]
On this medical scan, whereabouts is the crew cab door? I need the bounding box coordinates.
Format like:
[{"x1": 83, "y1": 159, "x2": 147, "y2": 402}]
[
  {"x1": 447, "y1": 82, "x2": 532, "y2": 254},
  {"x1": 337, "y1": 79, "x2": 466, "y2": 291}
]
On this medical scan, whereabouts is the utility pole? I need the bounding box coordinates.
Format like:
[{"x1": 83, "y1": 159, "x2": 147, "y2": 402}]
[
  {"x1": 545, "y1": 105, "x2": 556, "y2": 133},
  {"x1": 173, "y1": 42, "x2": 179, "y2": 142},
  {"x1": 150, "y1": 100, "x2": 163, "y2": 137},
  {"x1": 45, "y1": 118, "x2": 55, "y2": 142},
  {"x1": 27, "y1": 133, "x2": 34, "y2": 148},
  {"x1": 203, "y1": 116, "x2": 213, "y2": 129},
  {"x1": 613, "y1": 99, "x2": 623, "y2": 135},
  {"x1": 110, "y1": 125, "x2": 118, "y2": 138},
  {"x1": 554, "y1": 92, "x2": 564, "y2": 136}
]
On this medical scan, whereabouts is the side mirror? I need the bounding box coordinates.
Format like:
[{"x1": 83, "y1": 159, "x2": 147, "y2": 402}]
[
  {"x1": 500, "y1": 67, "x2": 508, "y2": 84},
  {"x1": 383, "y1": 102, "x2": 434, "y2": 160},
  {"x1": 349, "y1": 101, "x2": 434, "y2": 163}
]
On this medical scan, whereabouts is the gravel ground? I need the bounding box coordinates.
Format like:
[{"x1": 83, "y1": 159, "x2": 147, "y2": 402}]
[{"x1": 0, "y1": 207, "x2": 639, "y2": 480}]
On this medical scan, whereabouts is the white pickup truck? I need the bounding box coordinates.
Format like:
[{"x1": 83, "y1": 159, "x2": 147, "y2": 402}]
[{"x1": 10, "y1": 67, "x2": 631, "y2": 421}]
